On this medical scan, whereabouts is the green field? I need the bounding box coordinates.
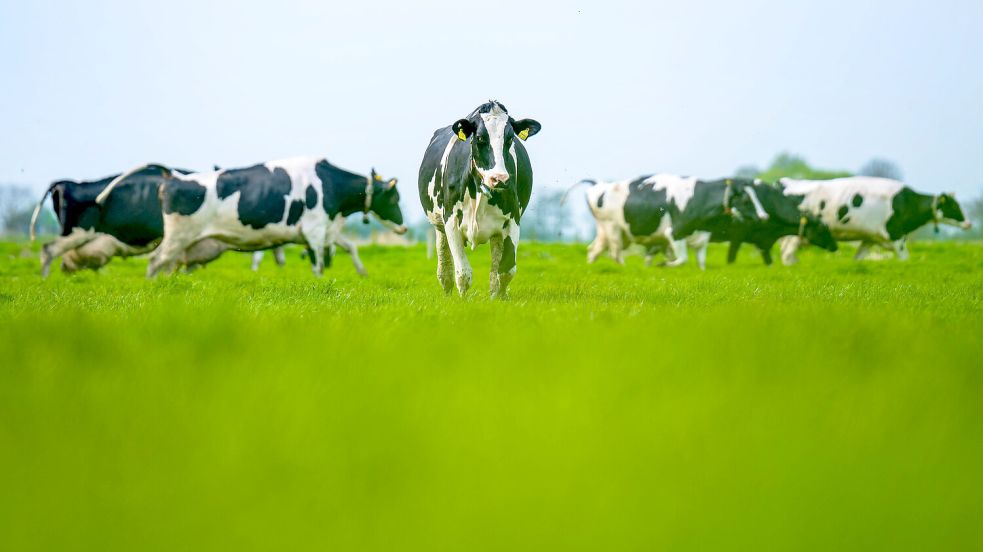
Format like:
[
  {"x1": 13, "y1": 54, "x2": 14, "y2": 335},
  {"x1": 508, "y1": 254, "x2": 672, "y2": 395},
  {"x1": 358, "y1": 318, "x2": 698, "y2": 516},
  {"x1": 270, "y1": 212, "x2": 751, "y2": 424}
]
[{"x1": 1, "y1": 239, "x2": 981, "y2": 550}]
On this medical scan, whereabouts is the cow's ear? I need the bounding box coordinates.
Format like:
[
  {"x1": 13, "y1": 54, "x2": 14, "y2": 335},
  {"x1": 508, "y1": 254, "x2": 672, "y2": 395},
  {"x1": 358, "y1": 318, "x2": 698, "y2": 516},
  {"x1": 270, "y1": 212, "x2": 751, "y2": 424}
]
[
  {"x1": 453, "y1": 119, "x2": 476, "y2": 141},
  {"x1": 512, "y1": 118, "x2": 542, "y2": 141}
]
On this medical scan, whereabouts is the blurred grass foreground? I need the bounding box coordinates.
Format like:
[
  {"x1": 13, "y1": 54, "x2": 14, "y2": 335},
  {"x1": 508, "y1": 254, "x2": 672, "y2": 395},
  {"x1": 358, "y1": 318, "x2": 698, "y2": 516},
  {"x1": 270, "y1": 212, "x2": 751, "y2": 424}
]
[{"x1": 1, "y1": 240, "x2": 982, "y2": 550}]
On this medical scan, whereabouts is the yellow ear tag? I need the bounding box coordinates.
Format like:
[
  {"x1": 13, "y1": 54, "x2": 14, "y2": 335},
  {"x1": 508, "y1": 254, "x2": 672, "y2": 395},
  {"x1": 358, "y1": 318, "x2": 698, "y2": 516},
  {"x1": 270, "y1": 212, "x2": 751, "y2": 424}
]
[
  {"x1": 457, "y1": 129, "x2": 467, "y2": 141},
  {"x1": 800, "y1": 216, "x2": 808, "y2": 225},
  {"x1": 726, "y1": 179, "x2": 732, "y2": 185},
  {"x1": 518, "y1": 129, "x2": 530, "y2": 141},
  {"x1": 374, "y1": 174, "x2": 383, "y2": 181}
]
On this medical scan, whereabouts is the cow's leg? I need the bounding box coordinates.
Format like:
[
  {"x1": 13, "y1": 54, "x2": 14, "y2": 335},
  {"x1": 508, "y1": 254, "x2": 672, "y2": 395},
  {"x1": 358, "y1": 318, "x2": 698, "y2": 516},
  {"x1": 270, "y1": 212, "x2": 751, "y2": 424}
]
[
  {"x1": 251, "y1": 251, "x2": 264, "y2": 271},
  {"x1": 689, "y1": 233, "x2": 710, "y2": 271},
  {"x1": 891, "y1": 237, "x2": 909, "y2": 261},
  {"x1": 587, "y1": 235, "x2": 605, "y2": 264},
  {"x1": 148, "y1": 227, "x2": 202, "y2": 278},
  {"x1": 759, "y1": 246, "x2": 774, "y2": 266},
  {"x1": 307, "y1": 237, "x2": 327, "y2": 277},
  {"x1": 273, "y1": 246, "x2": 286, "y2": 267},
  {"x1": 61, "y1": 235, "x2": 121, "y2": 273},
  {"x1": 664, "y1": 239, "x2": 689, "y2": 267},
  {"x1": 779, "y1": 236, "x2": 801, "y2": 266},
  {"x1": 644, "y1": 245, "x2": 663, "y2": 267},
  {"x1": 39, "y1": 229, "x2": 98, "y2": 278},
  {"x1": 180, "y1": 239, "x2": 230, "y2": 272},
  {"x1": 607, "y1": 232, "x2": 626, "y2": 265},
  {"x1": 489, "y1": 234, "x2": 504, "y2": 297},
  {"x1": 854, "y1": 241, "x2": 873, "y2": 261},
  {"x1": 443, "y1": 227, "x2": 472, "y2": 296},
  {"x1": 336, "y1": 235, "x2": 367, "y2": 277},
  {"x1": 434, "y1": 228, "x2": 454, "y2": 294},
  {"x1": 490, "y1": 223, "x2": 519, "y2": 299},
  {"x1": 727, "y1": 241, "x2": 742, "y2": 264}
]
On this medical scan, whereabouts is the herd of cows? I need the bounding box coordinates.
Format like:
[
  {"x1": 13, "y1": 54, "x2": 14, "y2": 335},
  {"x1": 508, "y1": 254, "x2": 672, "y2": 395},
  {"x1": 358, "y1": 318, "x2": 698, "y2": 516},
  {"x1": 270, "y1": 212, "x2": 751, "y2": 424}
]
[{"x1": 29, "y1": 100, "x2": 973, "y2": 298}]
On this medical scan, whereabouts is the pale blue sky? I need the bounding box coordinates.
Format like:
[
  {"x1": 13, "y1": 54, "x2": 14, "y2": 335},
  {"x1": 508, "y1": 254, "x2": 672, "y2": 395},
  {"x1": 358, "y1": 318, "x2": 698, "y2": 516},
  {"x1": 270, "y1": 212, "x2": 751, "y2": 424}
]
[{"x1": 2, "y1": 0, "x2": 981, "y2": 222}]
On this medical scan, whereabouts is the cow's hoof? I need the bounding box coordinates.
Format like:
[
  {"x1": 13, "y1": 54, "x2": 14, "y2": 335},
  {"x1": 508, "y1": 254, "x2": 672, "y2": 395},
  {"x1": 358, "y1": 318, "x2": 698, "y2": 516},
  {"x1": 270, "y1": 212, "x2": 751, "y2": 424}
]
[{"x1": 455, "y1": 272, "x2": 471, "y2": 297}]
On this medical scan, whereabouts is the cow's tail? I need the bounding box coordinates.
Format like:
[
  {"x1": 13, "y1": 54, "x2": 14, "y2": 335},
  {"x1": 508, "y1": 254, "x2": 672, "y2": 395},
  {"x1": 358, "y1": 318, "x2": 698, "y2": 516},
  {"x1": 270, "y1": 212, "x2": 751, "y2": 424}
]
[
  {"x1": 94, "y1": 163, "x2": 172, "y2": 205},
  {"x1": 560, "y1": 179, "x2": 597, "y2": 206},
  {"x1": 29, "y1": 183, "x2": 58, "y2": 242}
]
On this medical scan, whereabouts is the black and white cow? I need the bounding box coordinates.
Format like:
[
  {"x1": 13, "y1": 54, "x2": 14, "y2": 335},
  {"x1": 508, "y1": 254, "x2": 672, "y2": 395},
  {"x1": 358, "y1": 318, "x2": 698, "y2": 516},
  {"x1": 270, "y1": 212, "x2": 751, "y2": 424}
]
[
  {"x1": 778, "y1": 177, "x2": 971, "y2": 262},
  {"x1": 582, "y1": 174, "x2": 768, "y2": 269},
  {"x1": 96, "y1": 157, "x2": 405, "y2": 278},
  {"x1": 30, "y1": 168, "x2": 294, "y2": 277},
  {"x1": 418, "y1": 101, "x2": 541, "y2": 297},
  {"x1": 712, "y1": 180, "x2": 838, "y2": 265}
]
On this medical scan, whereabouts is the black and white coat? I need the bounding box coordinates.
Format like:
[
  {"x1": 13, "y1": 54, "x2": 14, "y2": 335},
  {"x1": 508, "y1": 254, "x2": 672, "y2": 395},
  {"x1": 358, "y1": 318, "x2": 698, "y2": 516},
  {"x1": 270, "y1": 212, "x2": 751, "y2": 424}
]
[
  {"x1": 96, "y1": 156, "x2": 405, "y2": 278},
  {"x1": 778, "y1": 176, "x2": 970, "y2": 262},
  {"x1": 583, "y1": 174, "x2": 768, "y2": 270},
  {"x1": 418, "y1": 101, "x2": 541, "y2": 297}
]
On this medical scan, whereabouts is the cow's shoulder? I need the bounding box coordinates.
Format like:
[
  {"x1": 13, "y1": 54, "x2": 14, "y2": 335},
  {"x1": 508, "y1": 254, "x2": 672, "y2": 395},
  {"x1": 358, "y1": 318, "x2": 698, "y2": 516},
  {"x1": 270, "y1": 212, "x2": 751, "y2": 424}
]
[
  {"x1": 624, "y1": 174, "x2": 670, "y2": 237},
  {"x1": 161, "y1": 174, "x2": 209, "y2": 216},
  {"x1": 511, "y1": 139, "x2": 533, "y2": 216},
  {"x1": 886, "y1": 186, "x2": 932, "y2": 239}
]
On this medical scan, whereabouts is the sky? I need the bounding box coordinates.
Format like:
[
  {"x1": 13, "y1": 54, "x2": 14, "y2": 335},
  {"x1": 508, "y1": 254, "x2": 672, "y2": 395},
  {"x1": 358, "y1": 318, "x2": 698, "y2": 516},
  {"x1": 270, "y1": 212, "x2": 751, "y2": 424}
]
[{"x1": 2, "y1": 0, "x2": 982, "y2": 223}]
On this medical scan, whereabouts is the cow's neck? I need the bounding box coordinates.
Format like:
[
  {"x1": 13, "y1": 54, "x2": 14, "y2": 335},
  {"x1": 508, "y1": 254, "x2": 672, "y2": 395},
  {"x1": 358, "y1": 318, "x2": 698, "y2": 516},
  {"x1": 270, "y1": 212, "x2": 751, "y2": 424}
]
[
  {"x1": 887, "y1": 188, "x2": 934, "y2": 238},
  {"x1": 317, "y1": 161, "x2": 369, "y2": 218}
]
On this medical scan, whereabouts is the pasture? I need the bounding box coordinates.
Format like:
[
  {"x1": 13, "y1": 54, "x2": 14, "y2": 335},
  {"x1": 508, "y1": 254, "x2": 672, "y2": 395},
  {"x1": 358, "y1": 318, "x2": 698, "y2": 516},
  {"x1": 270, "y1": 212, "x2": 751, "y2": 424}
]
[{"x1": 1, "y1": 239, "x2": 982, "y2": 550}]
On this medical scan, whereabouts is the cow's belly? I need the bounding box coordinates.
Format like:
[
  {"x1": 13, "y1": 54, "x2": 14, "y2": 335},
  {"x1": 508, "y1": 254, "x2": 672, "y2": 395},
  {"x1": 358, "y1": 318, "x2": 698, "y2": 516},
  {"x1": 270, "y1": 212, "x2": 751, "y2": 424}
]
[
  {"x1": 626, "y1": 215, "x2": 672, "y2": 246},
  {"x1": 205, "y1": 222, "x2": 303, "y2": 249},
  {"x1": 825, "y1": 208, "x2": 891, "y2": 242},
  {"x1": 454, "y1": 196, "x2": 510, "y2": 246},
  {"x1": 469, "y1": 206, "x2": 509, "y2": 245}
]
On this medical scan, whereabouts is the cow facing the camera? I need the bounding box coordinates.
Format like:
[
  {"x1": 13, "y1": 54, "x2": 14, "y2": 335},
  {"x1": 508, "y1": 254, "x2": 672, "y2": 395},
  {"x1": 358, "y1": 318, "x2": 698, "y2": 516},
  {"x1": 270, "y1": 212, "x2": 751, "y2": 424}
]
[{"x1": 418, "y1": 100, "x2": 541, "y2": 298}]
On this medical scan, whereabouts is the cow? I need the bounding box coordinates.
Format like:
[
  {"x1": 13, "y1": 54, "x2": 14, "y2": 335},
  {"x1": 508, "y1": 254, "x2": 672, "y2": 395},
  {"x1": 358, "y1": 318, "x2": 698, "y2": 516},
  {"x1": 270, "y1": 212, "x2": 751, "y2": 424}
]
[
  {"x1": 580, "y1": 175, "x2": 768, "y2": 270},
  {"x1": 711, "y1": 180, "x2": 838, "y2": 265},
  {"x1": 95, "y1": 157, "x2": 406, "y2": 278},
  {"x1": 418, "y1": 100, "x2": 541, "y2": 298},
  {"x1": 777, "y1": 177, "x2": 971, "y2": 263},
  {"x1": 29, "y1": 168, "x2": 294, "y2": 277}
]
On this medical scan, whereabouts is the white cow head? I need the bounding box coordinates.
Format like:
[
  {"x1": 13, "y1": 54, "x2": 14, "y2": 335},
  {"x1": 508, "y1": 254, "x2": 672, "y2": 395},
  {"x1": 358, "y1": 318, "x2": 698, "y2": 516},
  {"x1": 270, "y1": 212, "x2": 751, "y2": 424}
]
[{"x1": 452, "y1": 101, "x2": 541, "y2": 190}]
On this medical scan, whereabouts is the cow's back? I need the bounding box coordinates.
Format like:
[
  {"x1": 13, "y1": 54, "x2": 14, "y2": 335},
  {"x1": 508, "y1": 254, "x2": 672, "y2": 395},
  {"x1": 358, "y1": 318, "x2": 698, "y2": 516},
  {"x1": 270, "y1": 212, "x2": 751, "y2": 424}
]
[
  {"x1": 58, "y1": 179, "x2": 111, "y2": 236},
  {"x1": 99, "y1": 173, "x2": 168, "y2": 246},
  {"x1": 785, "y1": 177, "x2": 902, "y2": 240}
]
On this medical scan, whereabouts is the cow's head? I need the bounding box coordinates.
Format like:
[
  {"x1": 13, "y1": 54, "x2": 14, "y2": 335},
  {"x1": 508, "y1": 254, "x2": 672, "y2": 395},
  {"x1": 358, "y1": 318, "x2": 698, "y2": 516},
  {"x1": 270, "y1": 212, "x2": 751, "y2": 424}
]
[
  {"x1": 936, "y1": 193, "x2": 971, "y2": 229},
  {"x1": 452, "y1": 101, "x2": 541, "y2": 190},
  {"x1": 367, "y1": 169, "x2": 406, "y2": 234},
  {"x1": 799, "y1": 213, "x2": 838, "y2": 252}
]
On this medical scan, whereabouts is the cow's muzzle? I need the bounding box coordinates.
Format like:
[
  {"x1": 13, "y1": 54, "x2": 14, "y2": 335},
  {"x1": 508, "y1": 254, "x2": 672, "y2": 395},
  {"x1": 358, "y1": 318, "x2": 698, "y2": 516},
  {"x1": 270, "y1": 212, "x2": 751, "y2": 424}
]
[{"x1": 484, "y1": 172, "x2": 509, "y2": 188}]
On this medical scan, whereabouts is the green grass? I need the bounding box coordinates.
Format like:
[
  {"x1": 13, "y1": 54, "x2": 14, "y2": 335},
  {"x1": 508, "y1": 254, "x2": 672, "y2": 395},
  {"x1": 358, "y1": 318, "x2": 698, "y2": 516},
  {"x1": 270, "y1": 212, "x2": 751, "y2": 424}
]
[{"x1": 1, "y1": 239, "x2": 982, "y2": 551}]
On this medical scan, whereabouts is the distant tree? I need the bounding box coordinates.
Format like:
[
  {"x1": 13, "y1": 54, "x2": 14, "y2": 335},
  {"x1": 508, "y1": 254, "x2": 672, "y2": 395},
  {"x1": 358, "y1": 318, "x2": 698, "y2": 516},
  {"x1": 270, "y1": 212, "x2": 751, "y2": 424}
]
[
  {"x1": 523, "y1": 189, "x2": 575, "y2": 242},
  {"x1": 859, "y1": 158, "x2": 903, "y2": 181},
  {"x1": 0, "y1": 185, "x2": 57, "y2": 237},
  {"x1": 754, "y1": 152, "x2": 852, "y2": 183},
  {"x1": 734, "y1": 165, "x2": 760, "y2": 179},
  {"x1": 967, "y1": 192, "x2": 983, "y2": 239}
]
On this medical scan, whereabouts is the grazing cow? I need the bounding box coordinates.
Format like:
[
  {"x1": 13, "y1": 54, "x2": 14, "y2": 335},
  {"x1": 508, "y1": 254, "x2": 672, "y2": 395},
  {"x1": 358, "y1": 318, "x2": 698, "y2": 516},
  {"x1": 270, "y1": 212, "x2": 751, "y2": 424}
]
[
  {"x1": 30, "y1": 168, "x2": 291, "y2": 277},
  {"x1": 581, "y1": 175, "x2": 768, "y2": 269},
  {"x1": 418, "y1": 100, "x2": 541, "y2": 297},
  {"x1": 712, "y1": 181, "x2": 838, "y2": 265},
  {"x1": 778, "y1": 177, "x2": 971, "y2": 263},
  {"x1": 96, "y1": 157, "x2": 405, "y2": 278}
]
